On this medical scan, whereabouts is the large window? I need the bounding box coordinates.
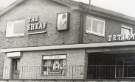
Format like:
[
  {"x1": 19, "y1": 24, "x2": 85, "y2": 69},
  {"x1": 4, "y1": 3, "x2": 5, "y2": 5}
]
[
  {"x1": 121, "y1": 25, "x2": 133, "y2": 35},
  {"x1": 6, "y1": 20, "x2": 25, "y2": 37},
  {"x1": 121, "y1": 25, "x2": 133, "y2": 40},
  {"x1": 86, "y1": 16, "x2": 105, "y2": 36},
  {"x1": 42, "y1": 55, "x2": 66, "y2": 75}
]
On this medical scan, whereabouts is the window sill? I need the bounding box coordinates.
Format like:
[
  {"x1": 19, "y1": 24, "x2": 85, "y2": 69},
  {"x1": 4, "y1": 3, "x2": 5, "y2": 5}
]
[
  {"x1": 28, "y1": 31, "x2": 47, "y2": 35},
  {"x1": 6, "y1": 34, "x2": 24, "y2": 38},
  {"x1": 85, "y1": 31, "x2": 105, "y2": 37}
]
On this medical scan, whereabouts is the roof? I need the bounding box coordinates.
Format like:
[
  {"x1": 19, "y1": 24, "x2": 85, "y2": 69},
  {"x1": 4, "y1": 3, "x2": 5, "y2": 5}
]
[
  {"x1": 0, "y1": 0, "x2": 135, "y2": 25},
  {"x1": 79, "y1": 3, "x2": 135, "y2": 25}
]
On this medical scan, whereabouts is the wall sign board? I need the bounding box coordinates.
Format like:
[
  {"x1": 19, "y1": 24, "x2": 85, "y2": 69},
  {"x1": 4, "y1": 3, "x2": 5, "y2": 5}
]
[
  {"x1": 7, "y1": 52, "x2": 21, "y2": 58},
  {"x1": 57, "y1": 13, "x2": 70, "y2": 31},
  {"x1": 43, "y1": 55, "x2": 66, "y2": 60},
  {"x1": 27, "y1": 16, "x2": 47, "y2": 34}
]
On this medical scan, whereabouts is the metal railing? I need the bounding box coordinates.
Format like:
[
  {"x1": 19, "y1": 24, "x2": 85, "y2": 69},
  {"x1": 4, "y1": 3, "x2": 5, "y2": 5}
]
[
  {"x1": 87, "y1": 65, "x2": 135, "y2": 79},
  {"x1": 3, "y1": 65, "x2": 135, "y2": 80}
]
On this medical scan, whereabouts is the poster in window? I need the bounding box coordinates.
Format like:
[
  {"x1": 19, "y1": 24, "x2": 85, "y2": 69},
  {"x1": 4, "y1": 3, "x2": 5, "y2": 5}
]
[{"x1": 57, "y1": 12, "x2": 70, "y2": 31}]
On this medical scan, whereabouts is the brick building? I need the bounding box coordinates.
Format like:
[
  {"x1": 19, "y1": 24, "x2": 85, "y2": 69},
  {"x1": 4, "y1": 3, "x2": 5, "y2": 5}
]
[{"x1": 1, "y1": 0, "x2": 135, "y2": 80}]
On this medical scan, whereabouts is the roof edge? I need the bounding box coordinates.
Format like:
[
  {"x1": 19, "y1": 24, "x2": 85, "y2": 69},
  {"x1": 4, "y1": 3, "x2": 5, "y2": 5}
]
[
  {"x1": 0, "y1": 0, "x2": 80, "y2": 17},
  {"x1": 78, "y1": 3, "x2": 135, "y2": 25},
  {"x1": 1, "y1": 41, "x2": 135, "y2": 53},
  {"x1": 0, "y1": 0, "x2": 25, "y2": 17}
]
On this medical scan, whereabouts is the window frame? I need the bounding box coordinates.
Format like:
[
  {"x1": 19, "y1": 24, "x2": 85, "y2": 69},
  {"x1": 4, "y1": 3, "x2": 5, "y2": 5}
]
[
  {"x1": 41, "y1": 54, "x2": 67, "y2": 76},
  {"x1": 86, "y1": 16, "x2": 106, "y2": 37},
  {"x1": 121, "y1": 24, "x2": 133, "y2": 35},
  {"x1": 6, "y1": 19, "x2": 25, "y2": 37}
]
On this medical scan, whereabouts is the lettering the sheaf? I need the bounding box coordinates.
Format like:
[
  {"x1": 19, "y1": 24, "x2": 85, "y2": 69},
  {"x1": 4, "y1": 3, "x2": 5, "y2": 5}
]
[
  {"x1": 27, "y1": 16, "x2": 47, "y2": 31},
  {"x1": 28, "y1": 21, "x2": 47, "y2": 31},
  {"x1": 28, "y1": 23, "x2": 47, "y2": 31},
  {"x1": 43, "y1": 23, "x2": 47, "y2": 29}
]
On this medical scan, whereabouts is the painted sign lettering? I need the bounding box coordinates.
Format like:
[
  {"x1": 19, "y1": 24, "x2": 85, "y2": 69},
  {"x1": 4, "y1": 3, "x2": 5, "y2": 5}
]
[
  {"x1": 27, "y1": 16, "x2": 47, "y2": 34},
  {"x1": 108, "y1": 34, "x2": 135, "y2": 41}
]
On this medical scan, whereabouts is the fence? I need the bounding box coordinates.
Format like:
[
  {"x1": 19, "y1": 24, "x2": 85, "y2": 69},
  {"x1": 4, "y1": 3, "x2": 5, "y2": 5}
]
[
  {"x1": 3, "y1": 65, "x2": 135, "y2": 80},
  {"x1": 87, "y1": 65, "x2": 135, "y2": 79}
]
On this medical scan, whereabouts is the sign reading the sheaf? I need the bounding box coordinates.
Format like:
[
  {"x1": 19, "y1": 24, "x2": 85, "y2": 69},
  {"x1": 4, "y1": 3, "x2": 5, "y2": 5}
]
[
  {"x1": 27, "y1": 16, "x2": 47, "y2": 34},
  {"x1": 108, "y1": 34, "x2": 135, "y2": 41}
]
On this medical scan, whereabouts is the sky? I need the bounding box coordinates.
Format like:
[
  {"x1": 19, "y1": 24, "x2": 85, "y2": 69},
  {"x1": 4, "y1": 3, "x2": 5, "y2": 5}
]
[
  {"x1": 75, "y1": 0, "x2": 135, "y2": 17},
  {"x1": 0, "y1": 0, "x2": 135, "y2": 18},
  {"x1": 0, "y1": 0, "x2": 16, "y2": 8}
]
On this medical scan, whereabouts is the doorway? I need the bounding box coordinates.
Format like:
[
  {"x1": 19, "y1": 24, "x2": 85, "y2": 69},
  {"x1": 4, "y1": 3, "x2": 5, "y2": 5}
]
[
  {"x1": 87, "y1": 53, "x2": 115, "y2": 79},
  {"x1": 87, "y1": 53, "x2": 135, "y2": 79},
  {"x1": 12, "y1": 58, "x2": 20, "y2": 79}
]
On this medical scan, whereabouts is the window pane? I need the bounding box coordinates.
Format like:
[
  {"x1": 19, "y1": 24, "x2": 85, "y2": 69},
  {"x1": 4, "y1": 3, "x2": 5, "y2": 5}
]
[
  {"x1": 92, "y1": 20, "x2": 98, "y2": 33},
  {"x1": 86, "y1": 17, "x2": 92, "y2": 32},
  {"x1": 121, "y1": 27, "x2": 131, "y2": 35},
  {"x1": 6, "y1": 22, "x2": 14, "y2": 37},
  {"x1": 42, "y1": 55, "x2": 66, "y2": 75},
  {"x1": 13, "y1": 20, "x2": 25, "y2": 34},
  {"x1": 97, "y1": 21, "x2": 104, "y2": 34},
  {"x1": 92, "y1": 19, "x2": 105, "y2": 35},
  {"x1": 86, "y1": 16, "x2": 105, "y2": 36},
  {"x1": 6, "y1": 20, "x2": 25, "y2": 37}
]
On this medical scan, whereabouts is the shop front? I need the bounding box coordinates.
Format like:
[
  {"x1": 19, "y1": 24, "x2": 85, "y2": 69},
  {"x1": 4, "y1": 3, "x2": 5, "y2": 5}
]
[
  {"x1": 87, "y1": 52, "x2": 135, "y2": 79},
  {"x1": 1, "y1": 0, "x2": 135, "y2": 80},
  {"x1": 86, "y1": 42, "x2": 135, "y2": 79},
  {"x1": 2, "y1": 41, "x2": 135, "y2": 80},
  {"x1": 2, "y1": 47, "x2": 86, "y2": 79}
]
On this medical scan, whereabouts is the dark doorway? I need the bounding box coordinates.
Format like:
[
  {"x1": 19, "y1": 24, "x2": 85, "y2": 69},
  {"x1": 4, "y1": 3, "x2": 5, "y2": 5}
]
[
  {"x1": 87, "y1": 53, "x2": 115, "y2": 79},
  {"x1": 87, "y1": 53, "x2": 135, "y2": 79},
  {"x1": 12, "y1": 58, "x2": 20, "y2": 79}
]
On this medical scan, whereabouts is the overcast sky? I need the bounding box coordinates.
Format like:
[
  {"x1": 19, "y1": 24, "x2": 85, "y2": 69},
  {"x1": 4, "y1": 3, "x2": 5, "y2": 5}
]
[
  {"x1": 75, "y1": 0, "x2": 135, "y2": 18},
  {"x1": 0, "y1": 0, "x2": 16, "y2": 8},
  {"x1": 0, "y1": 0, "x2": 135, "y2": 18}
]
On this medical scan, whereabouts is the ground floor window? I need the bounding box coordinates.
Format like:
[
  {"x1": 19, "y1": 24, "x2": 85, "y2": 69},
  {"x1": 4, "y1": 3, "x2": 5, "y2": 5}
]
[{"x1": 42, "y1": 55, "x2": 66, "y2": 75}]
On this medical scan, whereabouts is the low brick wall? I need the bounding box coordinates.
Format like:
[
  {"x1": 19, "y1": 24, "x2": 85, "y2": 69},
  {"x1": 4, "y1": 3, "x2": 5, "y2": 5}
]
[{"x1": 0, "y1": 79, "x2": 134, "y2": 82}]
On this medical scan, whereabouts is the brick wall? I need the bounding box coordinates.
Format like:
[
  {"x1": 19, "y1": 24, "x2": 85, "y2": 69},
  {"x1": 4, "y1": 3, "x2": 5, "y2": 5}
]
[
  {"x1": 0, "y1": 0, "x2": 81, "y2": 49},
  {"x1": 3, "y1": 49, "x2": 86, "y2": 79},
  {"x1": 82, "y1": 14, "x2": 135, "y2": 43},
  {"x1": 1, "y1": 0, "x2": 135, "y2": 80},
  {"x1": 0, "y1": 0, "x2": 81, "y2": 78},
  {"x1": 20, "y1": 49, "x2": 86, "y2": 79}
]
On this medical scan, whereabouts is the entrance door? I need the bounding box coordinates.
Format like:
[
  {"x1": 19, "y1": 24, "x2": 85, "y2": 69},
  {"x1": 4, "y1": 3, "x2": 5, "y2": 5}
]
[
  {"x1": 12, "y1": 58, "x2": 20, "y2": 79},
  {"x1": 87, "y1": 53, "x2": 135, "y2": 79},
  {"x1": 87, "y1": 53, "x2": 115, "y2": 79}
]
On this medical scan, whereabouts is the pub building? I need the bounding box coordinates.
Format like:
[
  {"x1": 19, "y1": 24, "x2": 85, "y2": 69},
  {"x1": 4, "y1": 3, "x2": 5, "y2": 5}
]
[{"x1": 1, "y1": 0, "x2": 135, "y2": 80}]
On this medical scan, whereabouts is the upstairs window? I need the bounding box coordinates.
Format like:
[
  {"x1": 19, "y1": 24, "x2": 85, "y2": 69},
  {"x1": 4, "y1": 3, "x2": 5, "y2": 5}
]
[
  {"x1": 6, "y1": 20, "x2": 25, "y2": 37},
  {"x1": 121, "y1": 25, "x2": 133, "y2": 35},
  {"x1": 86, "y1": 16, "x2": 105, "y2": 36}
]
